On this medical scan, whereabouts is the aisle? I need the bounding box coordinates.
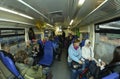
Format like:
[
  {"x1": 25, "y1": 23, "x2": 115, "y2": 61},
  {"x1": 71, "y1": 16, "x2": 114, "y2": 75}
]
[{"x1": 51, "y1": 50, "x2": 71, "y2": 79}]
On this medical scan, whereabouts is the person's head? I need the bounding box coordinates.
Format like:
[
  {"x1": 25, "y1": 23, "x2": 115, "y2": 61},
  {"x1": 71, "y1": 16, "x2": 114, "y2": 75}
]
[
  {"x1": 14, "y1": 50, "x2": 28, "y2": 63},
  {"x1": 85, "y1": 39, "x2": 91, "y2": 47},
  {"x1": 2, "y1": 44, "x2": 10, "y2": 53},
  {"x1": 73, "y1": 39, "x2": 80, "y2": 47},
  {"x1": 111, "y1": 46, "x2": 120, "y2": 64}
]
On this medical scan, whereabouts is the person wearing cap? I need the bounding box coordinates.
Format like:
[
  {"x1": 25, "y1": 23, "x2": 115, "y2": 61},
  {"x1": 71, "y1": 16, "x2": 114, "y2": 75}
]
[
  {"x1": 82, "y1": 39, "x2": 94, "y2": 61},
  {"x1": 68, "y1": 39, "x2": 83, "y2": 79},
  {"x1": 82, "y1": 39, "x2": 95, "y2": 78}
]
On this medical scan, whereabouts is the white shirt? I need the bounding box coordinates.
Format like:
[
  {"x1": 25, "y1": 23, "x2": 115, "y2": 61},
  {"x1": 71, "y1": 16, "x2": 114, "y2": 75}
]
[{"x1": 82, "y1": 46, "x2": 94, "y2": 59}]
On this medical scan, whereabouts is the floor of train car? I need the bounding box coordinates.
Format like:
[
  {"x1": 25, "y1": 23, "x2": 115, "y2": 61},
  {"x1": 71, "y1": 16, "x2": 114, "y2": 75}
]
[{"x1": 51, "y1": 49, "x2": 71, "y2": 79}]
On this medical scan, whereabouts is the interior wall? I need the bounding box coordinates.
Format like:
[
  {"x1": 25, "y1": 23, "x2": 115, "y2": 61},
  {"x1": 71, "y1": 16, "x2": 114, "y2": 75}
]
[
  {"x1": 79, "y1": 24, "x2": 95, "y2": 48},
  {"x1": 94, "y1": 33, "x2": 120, "y2": 63},
  {"x1": 94, "y1": 40, "x2": 115, "y2": 64},
  {"x1": 0, "y1": 25, "x2": 26, "y2": 55}
]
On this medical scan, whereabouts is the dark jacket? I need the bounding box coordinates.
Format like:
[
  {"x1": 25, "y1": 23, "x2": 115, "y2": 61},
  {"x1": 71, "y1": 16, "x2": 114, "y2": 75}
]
[
  {"x1": 108, "y1": 62, "x2": 120, "y2": 73},
  {"x1": 96, "y1": 62, "x2": 120, "y2": 79}
]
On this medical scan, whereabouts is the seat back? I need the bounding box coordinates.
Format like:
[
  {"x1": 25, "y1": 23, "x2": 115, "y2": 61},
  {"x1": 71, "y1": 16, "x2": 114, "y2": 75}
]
[
  {"x1": 0, "y1": 52, "x2": 4, "y2": 60},
  {"x1": 0, "y1": 52, "x2": 24, "y2": 79},
  {"x1": 102, "y1": 72, "x2": 119, "y2": 79},
  {"x1": 0, "y1": 60, "x2": 15, "y2": 79}
]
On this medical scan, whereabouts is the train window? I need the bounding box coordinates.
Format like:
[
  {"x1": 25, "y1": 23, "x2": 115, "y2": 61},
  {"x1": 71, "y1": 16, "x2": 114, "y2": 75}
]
[
  {"x1": 94, "y1": 18, "x2": 120, "y2": 63},
  {"x1": 95, "y1": 20, "x2": 120, "y2": 46}
]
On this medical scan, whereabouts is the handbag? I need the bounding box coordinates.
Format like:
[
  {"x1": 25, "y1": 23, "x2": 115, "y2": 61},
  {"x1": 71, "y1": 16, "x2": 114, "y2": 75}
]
[{"x1": 71, "y1": 61, "x2": 82, "y2": 70}]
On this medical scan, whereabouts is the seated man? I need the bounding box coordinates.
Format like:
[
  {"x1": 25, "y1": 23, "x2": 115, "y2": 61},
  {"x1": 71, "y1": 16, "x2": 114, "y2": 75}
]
[
  {"x1": 0, "y1": 44, "x2": 14, "y2": 62},
  {"x1": 14, "y1": 50, "x2": 46, "y2": 79}
]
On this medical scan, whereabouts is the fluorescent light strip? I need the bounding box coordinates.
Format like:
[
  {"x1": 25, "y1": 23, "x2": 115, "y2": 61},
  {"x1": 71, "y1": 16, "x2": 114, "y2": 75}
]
[
  {"x1": 69, "y1": 19, "x2": 74, "y2": 25},
  {"x1": 0, "y1": 7, "x2": 34, "y2": 20},
  {"x1": 99, "y1": 25, "x2": 120, "y2": 29},
  {"x1": 75, "y1": 0, "x2": 108, "y2": 26},
  {"x1": 0, "y1": 18, "x2": 35, "y2": 26},
  {"x1": 78, "y1": 0, "x2": 85, "y2": 6},
  {"x1": 18, "y1": 0, "x2": 48, "y2": 20}
]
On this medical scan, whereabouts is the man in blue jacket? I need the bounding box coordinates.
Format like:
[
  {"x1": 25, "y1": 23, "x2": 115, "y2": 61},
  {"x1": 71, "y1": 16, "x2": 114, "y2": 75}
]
[{"x1": 68, "y1": 39, "x2": 83, "y2": 79}]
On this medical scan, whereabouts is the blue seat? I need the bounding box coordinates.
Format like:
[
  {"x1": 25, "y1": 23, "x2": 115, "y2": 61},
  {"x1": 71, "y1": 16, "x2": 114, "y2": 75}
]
[
  {"x1": 102, "y1": 72, "x2": 119, "y2": 79},
  {"x1": 0, "y1": 52, "x2": 4, "y2": 60},
  {"x1": 38, "y1": 41, "x2": 53, "y2": 66},
  {"x1": 0, "y1": 52, "x2": 24, "y2": 79}
]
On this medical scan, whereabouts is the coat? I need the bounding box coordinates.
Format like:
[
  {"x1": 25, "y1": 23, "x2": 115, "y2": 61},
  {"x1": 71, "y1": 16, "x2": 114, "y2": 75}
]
[{"x1": 68, "y1": 43, "x2": 82, "y2": 63}]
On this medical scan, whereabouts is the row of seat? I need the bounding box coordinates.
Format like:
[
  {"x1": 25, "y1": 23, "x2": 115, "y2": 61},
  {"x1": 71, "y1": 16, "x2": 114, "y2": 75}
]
[
  {"x1": 0, "y1": 40, "x2": 54, "y2": 79},
  {"x1": 0, "y1": 51, "x2": 24, "y2": 79},
  {"x1": 102, "y1": 72, "x2": 119, "y2": 79}
]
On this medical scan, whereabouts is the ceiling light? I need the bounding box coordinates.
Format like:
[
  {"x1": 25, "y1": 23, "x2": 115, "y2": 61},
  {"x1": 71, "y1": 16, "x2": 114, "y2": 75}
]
[
  {"x1": 78, "y1": 0, "x2": 85, "y2": 6},
  {"x1": 0, "y1": 18, "x2": 35, "y2": 26},
  {"x1": 99, "y1": 25, "x2": 120, "y2": 29},
  {"x1": 18, "y1": 0, "x2": 48, "y2": 20},
  {"x1": 69, "y1": 19, "x2": 74, "y2": 25},
  {"x1": 0, "y1": 7, "x2": 34, "y2": 20}
]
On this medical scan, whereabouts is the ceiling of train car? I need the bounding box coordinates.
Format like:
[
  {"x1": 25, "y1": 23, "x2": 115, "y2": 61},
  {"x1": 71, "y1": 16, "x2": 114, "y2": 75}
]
[
  {"x1": 0, "y1": 0, "x2": 105, "y2": 29},
  {"x1": 76, "y1": 0, "x2": 120, "y2": 28}
]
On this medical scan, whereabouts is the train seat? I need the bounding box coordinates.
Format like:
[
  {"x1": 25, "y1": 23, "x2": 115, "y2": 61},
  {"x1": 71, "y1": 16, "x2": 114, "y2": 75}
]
[
  {"x1": 0, "y1": 52, "x2": 4, "y2": 60},
  {"x1": 0, "y1": 52, "x2": 24, "y2": 79},
  {"x1": 102, "y1": 72, "x2": 119, "y2": 79}
]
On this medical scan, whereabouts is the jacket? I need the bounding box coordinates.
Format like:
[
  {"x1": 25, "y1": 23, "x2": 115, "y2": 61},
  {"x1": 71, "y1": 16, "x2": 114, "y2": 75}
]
[
  {"x1": 15, "y1": 63, "x2": 46, "y2": 79},
  {"x1": 82, "y1": 39, "x2": 94, "y2": 59},
  {"x1": 68, "y1": 43, "x2": 82, "y2": 63}
]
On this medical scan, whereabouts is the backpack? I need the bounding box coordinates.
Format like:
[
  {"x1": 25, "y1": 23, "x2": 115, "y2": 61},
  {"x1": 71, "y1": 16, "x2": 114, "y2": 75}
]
[
  {"x1": 71, "y1": 61, "x2": 82, "y2": 70},
  {"x1": 22, "y1": 66, "x2": 46, "y2": 79}
]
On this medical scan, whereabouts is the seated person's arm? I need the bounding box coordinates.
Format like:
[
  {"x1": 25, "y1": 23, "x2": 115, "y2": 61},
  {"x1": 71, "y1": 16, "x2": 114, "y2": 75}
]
[{"x1": 69, "y1": 49, "x2": 82, "y2": 64}]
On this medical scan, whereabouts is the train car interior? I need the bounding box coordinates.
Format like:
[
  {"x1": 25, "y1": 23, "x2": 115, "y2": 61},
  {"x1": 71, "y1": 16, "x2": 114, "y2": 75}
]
[{"x1": 0, "y1": 0, "x2": 120, "y2": 79}]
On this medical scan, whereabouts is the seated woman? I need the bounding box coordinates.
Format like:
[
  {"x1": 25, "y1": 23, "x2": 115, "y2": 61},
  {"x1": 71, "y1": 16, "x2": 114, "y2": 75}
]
[
  {"x1": 14, "y1": 50, "x2": 46, "y2": 79},
  {"x1": 67, "y1": 39, "x2": 83, "y2": 79},
  {"x1": 95, "y1": 46, "x2": 120, "y2": 79}
]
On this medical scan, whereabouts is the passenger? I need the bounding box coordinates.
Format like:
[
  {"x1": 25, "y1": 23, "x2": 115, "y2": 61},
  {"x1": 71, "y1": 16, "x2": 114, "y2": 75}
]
[
  {"x1": 0, "y1": 44, "x2": 14, "y2": 62},
  {"x1": 14, "y1": 50, "x2": 34, "y2": 66},
  {"x1": 14, "y1": 50, "x2": 46, "y2": 79},
  {"x1": 66, "y1": 33, "x2": 73, "y2": 57},
  {"x1": 68, "y1": 39, "x2": 83, "y2": 79},
  {"x1": 25, "y1": 40, "x2": 33, "y2": 56},
  {"x1": 32, "y1": 42, "x2": 41, "y2": 65},
  {"x1": 96, "y1": 46, "x2": 120, "y2": 79},
  {"x1": 109, "y1": 46, "x2": 120, "y2": 68},
  {"x1": 42, "y1": 37, "x2": 48, "y2": 45},
  {"x1": 67, "y1": 33, "x2": 73, "y2": 46},
  {"x1": 57, "y1": 35, "x2": 63, "y2": 61},
  {"x1": 82, "y1": 39, "x2": 94, "y2": 61},
  {"x1": 28, "y1": 28, "x2": 36, "y2": 40},
  {"x1": 82, "y1": 39, "x2": 97, "y2": 78},
  {"x1": 37, "y1": 39, "x2": 44, "y2": 58}
]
